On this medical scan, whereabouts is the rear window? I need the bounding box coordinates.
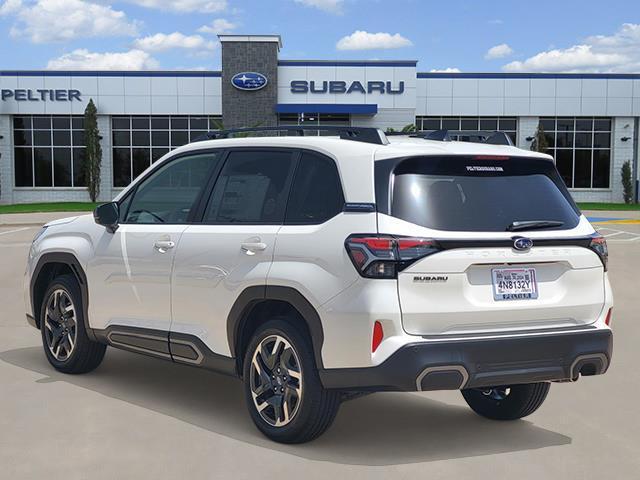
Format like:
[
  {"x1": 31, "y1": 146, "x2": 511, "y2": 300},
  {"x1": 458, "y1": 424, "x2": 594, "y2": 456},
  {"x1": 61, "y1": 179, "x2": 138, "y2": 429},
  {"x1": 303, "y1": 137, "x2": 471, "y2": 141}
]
[{"x1": 388, "y1": 156, "x2": 580, "y2": 232}]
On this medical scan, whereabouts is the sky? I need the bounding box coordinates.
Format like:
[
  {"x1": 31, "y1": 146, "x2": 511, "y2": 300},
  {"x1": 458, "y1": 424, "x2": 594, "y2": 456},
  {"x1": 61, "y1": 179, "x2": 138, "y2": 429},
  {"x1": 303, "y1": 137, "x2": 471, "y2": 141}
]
[{"x1": 0, "y1": 0, "x2": 639, "y2": 72}]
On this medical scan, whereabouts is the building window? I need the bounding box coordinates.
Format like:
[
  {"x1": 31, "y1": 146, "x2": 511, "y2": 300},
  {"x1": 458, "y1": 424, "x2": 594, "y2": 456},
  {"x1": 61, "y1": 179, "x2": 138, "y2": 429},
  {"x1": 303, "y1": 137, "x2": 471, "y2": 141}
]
[
  {"x1": 13, "y1": 115, "x2": 86, "y2": 188},
  {"x1": 541, "y1": 117, "x2": 612, "y2": 189},
  {"x1": 416, "y1": 116, "x2": 518, "y2": 144},
  {"x1": 111, "y1": 115, "x2": 222, "y2": 187},
  {"x1": 278, "y1": 113, "x2": 350, "y2": 133}
]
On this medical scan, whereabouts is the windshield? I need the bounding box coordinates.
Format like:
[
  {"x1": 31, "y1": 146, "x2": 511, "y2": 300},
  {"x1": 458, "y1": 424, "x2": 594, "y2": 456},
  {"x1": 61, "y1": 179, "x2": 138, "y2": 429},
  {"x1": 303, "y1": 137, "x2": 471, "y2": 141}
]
[{"x1": 389, "y1": 156, "x2": 580, "y2": 232}]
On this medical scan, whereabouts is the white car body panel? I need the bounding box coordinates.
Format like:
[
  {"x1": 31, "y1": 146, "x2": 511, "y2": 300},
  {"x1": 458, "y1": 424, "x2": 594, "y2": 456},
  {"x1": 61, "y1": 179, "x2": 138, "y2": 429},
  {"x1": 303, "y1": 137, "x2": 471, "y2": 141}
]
[
  {"x1": 267, "y1": 213, "x2": 374, "y2": 307},
  {"x1": 87, "y1": 222, "x2": 188, "y2": 331},
  {"x1": 170, "y1": 224, "x2": 280, "y2": 357}
]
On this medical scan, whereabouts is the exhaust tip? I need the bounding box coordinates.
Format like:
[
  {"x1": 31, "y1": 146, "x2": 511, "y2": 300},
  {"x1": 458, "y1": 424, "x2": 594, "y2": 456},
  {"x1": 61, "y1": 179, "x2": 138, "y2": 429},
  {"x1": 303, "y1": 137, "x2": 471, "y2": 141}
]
[
  {"x1": 570, "y1": 354, "x2": 608, "y2": 378},
  {"x1": 416, "y1": 365, "x2": 469, "y2": 391},
  {"x1": 579, "y1": 363, "x2": 599, "y2": 376}
]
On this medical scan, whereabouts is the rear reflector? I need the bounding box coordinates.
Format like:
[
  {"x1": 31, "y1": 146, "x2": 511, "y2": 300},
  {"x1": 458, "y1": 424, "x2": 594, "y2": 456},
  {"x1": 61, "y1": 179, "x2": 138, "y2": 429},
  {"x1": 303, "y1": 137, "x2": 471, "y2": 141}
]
[
  {"x1": 605, "y1": 308, "x2": 612, "y2": 326},
  {"x1": 372, "y1": 321, "x2": 384, "y2": 352}
]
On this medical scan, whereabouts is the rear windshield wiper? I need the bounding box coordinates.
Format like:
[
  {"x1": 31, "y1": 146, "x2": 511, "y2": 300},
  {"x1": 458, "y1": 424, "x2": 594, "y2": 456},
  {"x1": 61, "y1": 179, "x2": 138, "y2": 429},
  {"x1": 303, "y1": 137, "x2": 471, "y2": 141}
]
[{"x1": 507, "y1": 220, "x2": 565, "y2": 232}]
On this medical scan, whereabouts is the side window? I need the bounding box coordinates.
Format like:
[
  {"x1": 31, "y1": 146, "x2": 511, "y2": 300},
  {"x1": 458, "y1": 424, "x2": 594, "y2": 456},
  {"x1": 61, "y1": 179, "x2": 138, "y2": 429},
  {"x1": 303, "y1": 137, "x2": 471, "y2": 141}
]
[
  {"x1": 204, "y1": 150, "x2": 297, "y2": 224},
  {"x1": 124, "y1": 152, "x2": 219, "y2": 224},
  {"x1": 118, "y1": 194, "x2": 133, "y2": 223},
  {"x1": 285, "y1": 151, "x2": 344, "y2": 224}
]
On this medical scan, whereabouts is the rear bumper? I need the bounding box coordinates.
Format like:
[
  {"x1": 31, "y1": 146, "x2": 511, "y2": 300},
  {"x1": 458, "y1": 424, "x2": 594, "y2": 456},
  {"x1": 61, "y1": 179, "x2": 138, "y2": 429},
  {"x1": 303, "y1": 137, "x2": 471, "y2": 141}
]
[{"x1": 319, "y1": 328, "x2": 612, "y2": 391}]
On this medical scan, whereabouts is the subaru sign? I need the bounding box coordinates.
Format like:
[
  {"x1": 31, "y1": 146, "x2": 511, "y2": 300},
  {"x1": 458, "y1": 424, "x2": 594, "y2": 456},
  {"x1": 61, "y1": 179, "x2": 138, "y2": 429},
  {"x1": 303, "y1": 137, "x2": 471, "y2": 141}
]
[
  {"x1": 290, "y1": 80, "x2": 405, "y2": 95},
  {"x1": 231, "y1": 72, "x2": 268, "y2": 91},
  {"x1": 513, "y1": 237, "x2": 534, "y2": 251}
]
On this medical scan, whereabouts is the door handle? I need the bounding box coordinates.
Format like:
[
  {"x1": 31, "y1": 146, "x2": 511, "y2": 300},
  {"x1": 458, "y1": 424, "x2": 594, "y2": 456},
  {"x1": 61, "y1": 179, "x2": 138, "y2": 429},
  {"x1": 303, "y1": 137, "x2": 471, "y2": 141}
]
[
  {"x1": 241, "y1": 241, "x2": 267, "y2": 255},
  {"x1": 154, "y1": 240, "x2": 175, "y2": 253}
]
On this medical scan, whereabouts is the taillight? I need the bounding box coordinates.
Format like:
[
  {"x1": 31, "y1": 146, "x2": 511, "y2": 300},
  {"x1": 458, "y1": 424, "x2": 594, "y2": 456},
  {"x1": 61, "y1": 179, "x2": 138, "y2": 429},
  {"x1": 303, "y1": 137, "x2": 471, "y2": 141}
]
[
  {"x1": 589, "y1": 233, "x2": 608, "y2": 271},
  {"x1": 345, "y1": 235, "x2": 440, "y2": 279}
]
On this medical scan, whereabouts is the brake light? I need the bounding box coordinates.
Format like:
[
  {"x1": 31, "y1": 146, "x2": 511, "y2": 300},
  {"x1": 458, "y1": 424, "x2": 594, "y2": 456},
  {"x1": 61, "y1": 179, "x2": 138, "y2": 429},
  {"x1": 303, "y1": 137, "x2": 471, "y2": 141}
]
[
  {"x1": 589, "y1": 233, "x2": 608, "y2": 271},
  {"x1": 605, "y1": 308, "x2": 613, "y2": 326},
  {"x1": 345, "y1": 235, "x2": 440, "y2": 279},
  {"x1": 473, "y1": 155, "x2": 510, "y2": 160}
]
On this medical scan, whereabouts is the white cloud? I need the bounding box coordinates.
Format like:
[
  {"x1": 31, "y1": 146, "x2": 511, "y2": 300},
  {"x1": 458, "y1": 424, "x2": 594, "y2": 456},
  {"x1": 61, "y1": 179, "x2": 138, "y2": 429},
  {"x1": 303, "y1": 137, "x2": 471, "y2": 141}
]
[
  {"x1": 133, "y1": 32, "x2": 216, "y2": 52},
  {"x1": 3, "y1": 0, "x2": 138, "y2": 43},
  {"x1": 336, "y1": 30, "x2": 413, "y2": 51},
  {"x1": 503, "y1": 23, "x2": 640, "y2": 73},
  {"x1": 485, "y1": 43, "x2": 513, "y2": 59},
  {"x1": 47, "y1": 49, "x2": 159, "y2": 70},
  {"x1": 429, "y1": 67, "x2": 461, "y2": 73},
  {"x1": 198, "y1": 18, "x2": 237, "y2": 35},
  {"x1": 127, "y1": 0, "x2": 227, "y2": 13},
  {"x1": 488, "y1": 19, "x2": 503, "y2": 25},
  {"x1": 293, "y1": 0, "x2": 343, "y2": 14},
  {"x1": 0, "y1": 0, "x2": 21, "y2": 15}
]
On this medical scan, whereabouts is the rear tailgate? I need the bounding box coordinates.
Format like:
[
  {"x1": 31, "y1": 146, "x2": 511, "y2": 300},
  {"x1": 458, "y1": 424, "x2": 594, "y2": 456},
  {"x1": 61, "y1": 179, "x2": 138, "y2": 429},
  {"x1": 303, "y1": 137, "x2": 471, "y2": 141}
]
[
  {"x1": 374, "y1": 153, "x2": 606, "y2": 336},
  {"x1": 397, "y1": 244, "x2": 604, "y2": 335}
]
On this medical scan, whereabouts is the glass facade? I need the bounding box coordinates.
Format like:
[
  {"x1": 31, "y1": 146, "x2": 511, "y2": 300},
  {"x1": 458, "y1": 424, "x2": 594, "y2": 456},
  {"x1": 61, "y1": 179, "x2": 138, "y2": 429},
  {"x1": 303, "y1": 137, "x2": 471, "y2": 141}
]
[
  {"x1": 5, "y1": 113, "x2": 619, "y2": 195},
  {"x1": 539, "y1": 117, "x2": 612, "y2": 189},
  {"x1": 13, "y1": 115, "x2": 86, "y2": 188},
  {"x1": 416, "y1": 116, "x2": 518, "y2": 144},
  {"x1": 111, "y1": 115, "x2": 222, "y2": 187},
  {"x1": 278, "y1": 113, "x2": 350, "y2": 133}
]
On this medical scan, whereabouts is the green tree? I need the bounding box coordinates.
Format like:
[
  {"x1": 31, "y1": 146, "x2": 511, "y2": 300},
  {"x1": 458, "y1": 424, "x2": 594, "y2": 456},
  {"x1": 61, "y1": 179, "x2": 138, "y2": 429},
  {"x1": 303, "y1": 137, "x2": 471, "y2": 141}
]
[
  {"x1": 386, "y1": 123, "x2": 416, "y2": 134},
  {"x1": 530, "y1": 122, "x2": 549, "y2": 153},
  {"x1": 621, "y1": 160, "x2": 633, "y2": 204},
  {"x1": 83, "y1": 99, "x2": 102, "y2": 202}
]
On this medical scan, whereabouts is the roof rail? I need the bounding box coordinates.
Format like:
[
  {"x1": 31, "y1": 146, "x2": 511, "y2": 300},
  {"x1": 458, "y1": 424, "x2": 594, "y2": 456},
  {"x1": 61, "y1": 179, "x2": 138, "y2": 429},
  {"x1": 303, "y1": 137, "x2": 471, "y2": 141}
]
[
  {"x1": 197, "y1": 126, "x2": 389, "y2": 145},
  {"x1": 414, "y1": 129, "x2": 514, "y2": 146}
]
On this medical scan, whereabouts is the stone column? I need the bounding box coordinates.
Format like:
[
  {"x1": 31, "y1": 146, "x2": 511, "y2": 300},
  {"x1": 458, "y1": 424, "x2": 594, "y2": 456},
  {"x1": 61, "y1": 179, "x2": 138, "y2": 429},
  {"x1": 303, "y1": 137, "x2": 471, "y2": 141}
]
[{"x1": 219, "y1": 35, "x2": 281, "y2": 129}]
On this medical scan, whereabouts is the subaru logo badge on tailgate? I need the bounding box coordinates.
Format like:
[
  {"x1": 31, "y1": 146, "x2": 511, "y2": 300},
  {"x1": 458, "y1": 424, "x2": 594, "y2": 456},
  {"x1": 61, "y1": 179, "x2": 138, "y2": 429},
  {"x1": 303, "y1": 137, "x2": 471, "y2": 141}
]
[
  {"x1": 513, "y1": 237, "x2": 533, "y2": 251},
  {"x1": 231, "y1": 72, "x2": 268, "y2": 91}
]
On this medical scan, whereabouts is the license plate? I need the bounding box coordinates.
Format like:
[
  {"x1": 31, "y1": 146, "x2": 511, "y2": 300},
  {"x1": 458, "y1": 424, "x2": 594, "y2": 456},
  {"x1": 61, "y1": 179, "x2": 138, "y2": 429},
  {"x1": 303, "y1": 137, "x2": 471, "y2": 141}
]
[{"x1": 491, "y1": 267, "x2": 538, "y2": 301}]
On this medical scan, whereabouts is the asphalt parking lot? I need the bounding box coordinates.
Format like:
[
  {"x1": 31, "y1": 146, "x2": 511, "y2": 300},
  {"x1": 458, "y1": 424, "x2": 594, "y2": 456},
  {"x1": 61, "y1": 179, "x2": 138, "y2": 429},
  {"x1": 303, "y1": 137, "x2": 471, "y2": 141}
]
[{"x1": 1, "y1": 212, "x2": 639, "y2": 479}]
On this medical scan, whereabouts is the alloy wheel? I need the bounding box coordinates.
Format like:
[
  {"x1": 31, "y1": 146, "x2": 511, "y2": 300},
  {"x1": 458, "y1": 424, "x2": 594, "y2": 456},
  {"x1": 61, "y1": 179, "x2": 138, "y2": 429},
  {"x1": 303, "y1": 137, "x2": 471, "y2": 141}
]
[
  {"x1": 480, "y1": 387, "x2": 510, "y2": 401},
  {"x1": 249, "y1": 334, "x2": 303, "y2": 427},
  {"x1": 43, "y1": 288, "x2": 78, "y2": 361}
]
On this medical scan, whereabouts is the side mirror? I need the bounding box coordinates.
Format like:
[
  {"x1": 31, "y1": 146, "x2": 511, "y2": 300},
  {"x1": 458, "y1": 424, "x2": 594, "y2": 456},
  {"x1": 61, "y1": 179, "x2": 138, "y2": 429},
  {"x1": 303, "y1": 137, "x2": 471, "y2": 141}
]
[{"x1": 94, "y1": 202, "x2": 119, "y2": 233}]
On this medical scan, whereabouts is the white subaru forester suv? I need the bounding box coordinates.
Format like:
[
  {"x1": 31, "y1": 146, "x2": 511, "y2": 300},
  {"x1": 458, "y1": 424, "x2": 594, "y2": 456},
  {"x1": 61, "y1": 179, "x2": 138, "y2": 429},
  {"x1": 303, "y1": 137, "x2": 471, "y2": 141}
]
[{"x1": 24, "y1": 126, "x2": 613, "y2": 444}]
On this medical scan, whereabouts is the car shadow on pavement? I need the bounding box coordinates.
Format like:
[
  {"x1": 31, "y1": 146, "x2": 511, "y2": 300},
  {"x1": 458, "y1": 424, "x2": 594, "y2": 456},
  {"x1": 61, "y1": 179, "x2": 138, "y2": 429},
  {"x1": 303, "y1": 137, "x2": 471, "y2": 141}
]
[{"x1": 0, "y1": 346, "x2": 571, "y2": 466}]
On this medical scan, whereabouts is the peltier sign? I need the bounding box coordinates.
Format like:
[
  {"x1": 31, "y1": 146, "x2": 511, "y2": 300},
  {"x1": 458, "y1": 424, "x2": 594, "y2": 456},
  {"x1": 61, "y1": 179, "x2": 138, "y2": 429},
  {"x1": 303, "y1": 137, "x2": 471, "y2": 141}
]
[{"x1": 1, "y1": 89, "x2": 82, "y2": 101}]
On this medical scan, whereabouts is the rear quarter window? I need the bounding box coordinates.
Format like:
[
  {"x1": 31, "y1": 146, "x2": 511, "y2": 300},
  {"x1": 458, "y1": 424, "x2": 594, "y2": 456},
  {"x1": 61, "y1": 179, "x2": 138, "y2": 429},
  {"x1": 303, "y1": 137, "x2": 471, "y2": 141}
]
[{"x1": 379, "y1": 155, "x2": 580, "y2": 232}]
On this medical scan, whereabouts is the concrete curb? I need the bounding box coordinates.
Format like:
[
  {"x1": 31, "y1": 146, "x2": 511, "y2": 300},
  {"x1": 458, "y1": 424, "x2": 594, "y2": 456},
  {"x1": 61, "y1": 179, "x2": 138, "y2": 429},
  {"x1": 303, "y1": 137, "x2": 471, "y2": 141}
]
[
  {"x1": 0, "y1": 223, "x2": 44, "y2": 228},
  {"x1": 0, "y1": 211, "x2": 88, "y2": 228}
]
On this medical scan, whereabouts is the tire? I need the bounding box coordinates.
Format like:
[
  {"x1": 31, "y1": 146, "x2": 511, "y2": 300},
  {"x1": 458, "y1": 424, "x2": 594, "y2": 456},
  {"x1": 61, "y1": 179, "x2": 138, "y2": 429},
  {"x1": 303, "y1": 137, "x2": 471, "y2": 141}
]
[
  {"x1": 461, "y1": 382, "x2": 550, "y2": 421},
  {"x1": 40, "y1": 274, "x2": 106, "y2": 374},
  {"x1": 242, "y1": 317, "x2": 341, "y2": 443}
]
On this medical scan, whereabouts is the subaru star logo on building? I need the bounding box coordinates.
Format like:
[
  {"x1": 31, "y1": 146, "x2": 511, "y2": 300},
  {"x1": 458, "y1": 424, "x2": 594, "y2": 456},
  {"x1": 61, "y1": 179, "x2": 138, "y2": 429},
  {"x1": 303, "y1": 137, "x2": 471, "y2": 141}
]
[
  {"x1": 231, "y1": 72, "x2": 268, "y2": 91},
  {"x1": 513, "y1": 237, "x2": 534, "y2": 251}
]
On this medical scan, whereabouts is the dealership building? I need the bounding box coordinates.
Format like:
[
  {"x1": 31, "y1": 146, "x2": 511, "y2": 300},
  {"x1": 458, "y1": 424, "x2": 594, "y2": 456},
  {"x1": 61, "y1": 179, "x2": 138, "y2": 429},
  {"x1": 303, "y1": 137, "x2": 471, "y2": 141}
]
[{"x1": 1, "y1": 34, "x2": 639, "y2": 204}]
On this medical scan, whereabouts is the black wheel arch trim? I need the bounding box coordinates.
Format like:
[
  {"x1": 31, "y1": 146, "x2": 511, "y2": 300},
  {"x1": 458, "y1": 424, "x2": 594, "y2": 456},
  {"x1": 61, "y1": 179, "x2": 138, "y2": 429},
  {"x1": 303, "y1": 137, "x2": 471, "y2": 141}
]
[
  {"x1": 30, "y1": 252, "x2": 96, "y2": 341},
  {"x1": 227, "y1": 285, "x2": 325, "y2": 371}
]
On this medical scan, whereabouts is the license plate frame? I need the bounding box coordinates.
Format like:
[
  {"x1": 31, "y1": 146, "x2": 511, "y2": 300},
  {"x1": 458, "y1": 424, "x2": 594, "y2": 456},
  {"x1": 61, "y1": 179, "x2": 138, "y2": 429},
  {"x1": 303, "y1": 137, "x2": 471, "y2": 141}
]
[{"x1": 491, "y1": 267, "x2": 538, "y2": 301}]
